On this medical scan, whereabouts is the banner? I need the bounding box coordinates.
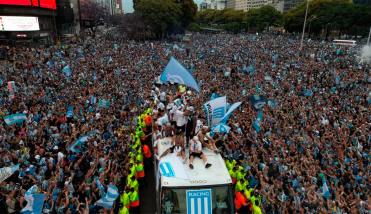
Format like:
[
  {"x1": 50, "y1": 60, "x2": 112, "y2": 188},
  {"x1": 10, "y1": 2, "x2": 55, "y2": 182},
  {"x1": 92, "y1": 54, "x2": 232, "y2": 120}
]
[
  {"x1": 160, "y1": 57, "x2": 200, "y2": 93},
  {"x1": 203, "y1": 96, "x2": 227, "y2": 127},
  {"x1": 221, "y1": 102, "x2": 242, "y2": 123},
  {"x1": 4, "y1": 113, "x2": 27, "y2": 125},
  {"x1": 0, "y1": 164, "x2": 19, "y2": 183}
]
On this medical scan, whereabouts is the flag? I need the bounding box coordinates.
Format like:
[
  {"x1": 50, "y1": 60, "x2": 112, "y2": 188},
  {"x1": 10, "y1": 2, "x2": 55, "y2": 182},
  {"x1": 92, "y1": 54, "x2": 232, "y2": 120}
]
[
  {"x1": 4, "y1": 113, "x2": 27, "y2": 125},
  {"x1": 203, "y1": 96, "x2": 227, "y2": 126},
  {"x1": 21, "y1": 194, "x2": 45, "y2": 214},
  {"x1": 95, "y1": 177, "x2": 106, "y2": 196},
  {"x1": 90, "y1": 96, "x2": 97, "y2": 105},
  {"x1": 69, "y1": 131, "x2": 97, "y2": 153},
  {"x1": 0, "y1": 164, "x2": 19, "y2": 183},
  {"x1": 98, "y1": 99, "x2": 110, "y2": 108},
  {"x1": 220, "y1": 102, "x2": 242, "y2": 123},
  {"x1": 252, "y1": 120, "x2": 261, "y2": 132},
  {"x1": 96, "y1": 184, "x2": 119, "y2": 209},
  {"x1": 66, "y1": 106, "x2": 74, "y2": 118},
  {"x1": 69, "y1": 135, "x2": 89, "y2": 153},
  {"x1": 322, "y1": 181, "x2": 330, "y2": 199},
  {"x1": 62, "y1": 65, "x2": 72, "y2": 77},
  {"x1": 211, "y1": 123, "x2": 231, "y2": 135},
  {"x1": 210, "y1": 92, "x2": 220, "y2": 100},
  {"x1": 303, "y1": 89, "x2": 313, "y2": 97},
  {"x1": 25, "y1": 185, "x2": 38, "y2": 196},
  {"x1": 160, "y1": 57, "x2": 200, "y2": 93},
  {"x1": 256, "y1": 110, "x2": 263, "y2": 122},
  {"x1": 267, "y1": 100, "x2": 277, "y2": 109},
  {"x1": 249, "y1": 95, "x2": 267, "y2": 110}
]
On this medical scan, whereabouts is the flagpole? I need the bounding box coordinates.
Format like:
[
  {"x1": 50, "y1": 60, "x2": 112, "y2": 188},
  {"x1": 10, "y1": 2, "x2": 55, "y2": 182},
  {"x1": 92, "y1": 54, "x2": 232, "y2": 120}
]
[{"x1": 300, "y1": 0, "x2": 310, "y2": 51}]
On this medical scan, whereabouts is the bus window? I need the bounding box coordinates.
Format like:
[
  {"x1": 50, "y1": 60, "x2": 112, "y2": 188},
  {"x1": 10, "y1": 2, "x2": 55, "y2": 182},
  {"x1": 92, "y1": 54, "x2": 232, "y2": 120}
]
[{"x1": 161, "y1": 185, "x2": 233, "y2": 214}]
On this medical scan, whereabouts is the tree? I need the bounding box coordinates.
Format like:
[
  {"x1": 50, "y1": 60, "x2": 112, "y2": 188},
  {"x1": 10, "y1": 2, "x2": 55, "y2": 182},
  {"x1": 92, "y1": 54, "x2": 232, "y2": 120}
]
[
  {"x1": 283, "y1": 0, "x2": 371, "y2": 38},
  {"x1": 244, "y1": 6, "x2": 283, "y2": 32},
  {"x1": 80, "y1": 0, "x2": 108, "y2": 37},
  {"x1": 135, "y1": 0, "x2": 182, "y2": 38},
  {"x1": 178, "y1": 0, "x2": 197, "y2": 29}
]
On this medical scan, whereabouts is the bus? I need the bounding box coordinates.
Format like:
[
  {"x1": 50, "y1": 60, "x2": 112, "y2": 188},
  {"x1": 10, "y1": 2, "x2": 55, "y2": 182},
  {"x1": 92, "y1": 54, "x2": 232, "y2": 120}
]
[
  {"x1": 154, "y1": 137, "x2": 234, "y2": 214},
  {"x1": 333, "y1": 39, "x2": 357, "y2": 46}
]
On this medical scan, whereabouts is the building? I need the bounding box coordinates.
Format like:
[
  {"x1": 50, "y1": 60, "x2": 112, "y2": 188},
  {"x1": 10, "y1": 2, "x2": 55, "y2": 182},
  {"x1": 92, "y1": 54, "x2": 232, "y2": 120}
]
[
  {"x1": 200, "y1": 0, "x2": 227, "y2": 10},
  {"x1": 93, "y1": 0, "x2": 122, "y2": 15},
  {"x1": 0, "y1": 0, "x2": 57, "y2": 44},
  {"x1": 226, "y1": 0, "x2": 274, "y2": 11},
  {"x1": 226, "y1": 0, "x2": 302, "y2": 11}
]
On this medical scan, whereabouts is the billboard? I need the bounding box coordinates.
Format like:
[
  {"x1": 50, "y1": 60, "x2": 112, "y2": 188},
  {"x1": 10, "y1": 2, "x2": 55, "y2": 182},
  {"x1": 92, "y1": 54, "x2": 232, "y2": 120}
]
[
  {"x1": 0, "y1": 0, "x2": 56, "y2": 10},
  {"x1": 0, "y1": 16, "x2": 40, "y2": 31}
]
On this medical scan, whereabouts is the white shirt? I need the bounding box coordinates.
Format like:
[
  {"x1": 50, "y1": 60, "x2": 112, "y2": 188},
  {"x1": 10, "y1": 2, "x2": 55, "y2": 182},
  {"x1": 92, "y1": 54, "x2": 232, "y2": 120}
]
[
  {"x1": 191, "y1": 140, "x2": 202, "y2": 153},
  {"x1": 195, "y1": 120, "x2": 203, "y2": 134},
  {"x1": 174, "y1": 110, "x2": 187, "y2": 127},
  {"x1": 160, "y1": 92, "x2": 166, "y2": 102}
]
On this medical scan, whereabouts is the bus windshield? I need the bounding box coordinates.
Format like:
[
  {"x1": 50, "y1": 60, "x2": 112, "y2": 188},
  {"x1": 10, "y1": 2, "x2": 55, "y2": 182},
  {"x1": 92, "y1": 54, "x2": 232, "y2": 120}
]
[{"x1": 161, "y1": 185, "x2": 233, "y2": 214}]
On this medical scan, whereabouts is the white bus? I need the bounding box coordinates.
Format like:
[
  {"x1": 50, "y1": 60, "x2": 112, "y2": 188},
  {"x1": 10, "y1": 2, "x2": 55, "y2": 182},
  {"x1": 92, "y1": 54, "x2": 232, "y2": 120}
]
[
  {"x1": 333, "y1": 39, "x2": 357, "y2": 46},
  {"x1": 154, "y1": 137, "x2": 234, "y2": 214}
]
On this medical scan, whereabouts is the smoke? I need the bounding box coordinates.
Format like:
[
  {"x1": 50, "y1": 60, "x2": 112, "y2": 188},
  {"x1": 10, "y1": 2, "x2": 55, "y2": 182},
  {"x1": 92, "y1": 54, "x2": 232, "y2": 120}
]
[{"x1": 360, "y1": 45, "x2": 371, "y2": 64}]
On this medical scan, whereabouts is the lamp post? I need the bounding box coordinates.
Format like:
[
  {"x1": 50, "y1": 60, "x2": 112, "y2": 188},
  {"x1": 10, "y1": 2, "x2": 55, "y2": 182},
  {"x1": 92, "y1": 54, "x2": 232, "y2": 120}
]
[
  {"x1": 367, "y1": 26, "x2": 371, "y2": 46},
  {"x1": 299, "y1": 0, "x2": 309, "y2": 50}
]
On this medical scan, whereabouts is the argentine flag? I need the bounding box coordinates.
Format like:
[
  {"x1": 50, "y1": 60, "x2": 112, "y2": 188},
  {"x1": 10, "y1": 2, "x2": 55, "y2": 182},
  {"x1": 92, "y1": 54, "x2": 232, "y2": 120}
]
[
  {"x1": 0, "y1": 164, "x2": 19, "y2": 183},
  {"x1": 21, "y1": 194, "x2": 45, "y2": 214},
  {"x1": 96, "y1": 184, "x2": 119, "y2": 209},
  {"x1": 4, "y1": 113, "x2": 27, "y2": 125},
  {"x1": 322, "y1": 181, "x2": 331, "y2": 199}
]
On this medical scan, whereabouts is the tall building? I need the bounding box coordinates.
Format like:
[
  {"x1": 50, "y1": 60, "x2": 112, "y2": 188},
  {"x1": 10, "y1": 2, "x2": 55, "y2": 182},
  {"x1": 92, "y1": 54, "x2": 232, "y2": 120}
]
[
  {"x1": 226, "y1": 0, "x2": 274, "y2": 11},
  {"x1": 200, "y1": 0, "x2": 227, "y2": 10}
]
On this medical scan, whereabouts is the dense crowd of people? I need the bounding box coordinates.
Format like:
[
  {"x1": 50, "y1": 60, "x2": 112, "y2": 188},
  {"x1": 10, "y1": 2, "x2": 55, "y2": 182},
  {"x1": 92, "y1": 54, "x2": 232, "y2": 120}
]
[{"x1": 0, "y1": 30, "x2": 369, "y2": 214}]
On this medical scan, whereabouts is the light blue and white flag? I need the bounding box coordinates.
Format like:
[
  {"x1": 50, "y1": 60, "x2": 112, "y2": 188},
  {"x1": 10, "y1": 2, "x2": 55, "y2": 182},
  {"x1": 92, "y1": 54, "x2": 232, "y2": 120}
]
[
  {"x1": 95, "y1": 177, "x2": 106, "y2": 196},
  {"x1": 25, "y1": 185, "x2": 38, "y2": 196},
  {"x1": 211, "y1": 123, "x2": 231, "y2": 135},
  {"x1": 322, "y1": 181, "x2": 330, "y2": 199},
  {"x1": 160, "y1": 57, "x2": 200, "y2": 93},
  {"x1": 90, "y1": 96, "x2": 97, "y2": 105},
  {"x1": 203, "y1": 96, "x2": 227, "y2": 127},
  {"x1": 21, "y1": 193, "x2": 45, "y2": 214},
  {"x1": 98, "y1": 99, "x2": 110, "y2": 108},
  {"x1": 66, "y1": 106, "x2": 74, "y2": 118},
  {"x1": 69, "y1": 135, "x2": 89, "y2": 153},
  {"x1": 249, "y1": 95, "x2": 266, "y2": 111},
  {"x1": 303, "y1": 89, "x2": 313, "y2": 97},
  {"x1": 95, "y1": 184, "x2": 119, "y2": 209},
  {"x1": 62, "y1": 65, "x2": 72, "y2": 77},
  {"x1": 220, "y1": 101, "x2": 242, "y2": 123},
  {"x1": 210, "y1": 92, "x2": 220, "y2": 100},
  {"x1": 4, "y1": 113, "x2": 27, "y2": 125},
  {"x1": 0, "y1": 164, "x2": 19, "y2": 183},
  {"x1": 252, "y1": 120, "x2": 261, "y2": 133}
]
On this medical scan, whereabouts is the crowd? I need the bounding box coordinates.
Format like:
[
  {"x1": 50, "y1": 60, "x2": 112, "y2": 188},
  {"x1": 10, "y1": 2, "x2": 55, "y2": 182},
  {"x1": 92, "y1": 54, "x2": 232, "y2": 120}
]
[{"x1": 0, "y1": 30, "x2": 370, "y2": 214}]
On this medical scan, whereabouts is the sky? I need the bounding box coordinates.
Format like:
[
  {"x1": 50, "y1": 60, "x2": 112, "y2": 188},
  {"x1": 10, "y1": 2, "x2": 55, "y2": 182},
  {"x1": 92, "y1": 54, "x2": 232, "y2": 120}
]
[{"x1": 122, "y1": 0, "x2": 203, "y2": 13}]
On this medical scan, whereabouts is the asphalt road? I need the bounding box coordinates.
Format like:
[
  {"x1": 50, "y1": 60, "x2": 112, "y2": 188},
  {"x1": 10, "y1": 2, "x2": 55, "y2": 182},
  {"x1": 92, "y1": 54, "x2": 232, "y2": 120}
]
[{"x1": 139, "y1": 158, "x2": 156, "y2": 214}]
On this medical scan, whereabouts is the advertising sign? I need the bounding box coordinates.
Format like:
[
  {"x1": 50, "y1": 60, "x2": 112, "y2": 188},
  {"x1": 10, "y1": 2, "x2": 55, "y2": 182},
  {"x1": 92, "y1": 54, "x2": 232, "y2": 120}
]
[{"x1": 0, "y1": 16, "x2": 40, "y2": 31}]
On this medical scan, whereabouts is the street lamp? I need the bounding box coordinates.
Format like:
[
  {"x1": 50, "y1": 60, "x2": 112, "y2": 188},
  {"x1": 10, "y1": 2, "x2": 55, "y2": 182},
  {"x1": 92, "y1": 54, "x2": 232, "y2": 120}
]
[
  {"x1": 367, "y1": 26, "x2": 371, "y2": 46},
  {"x1": 299, "y1": 0, "x2": 309, "y2": 50}
]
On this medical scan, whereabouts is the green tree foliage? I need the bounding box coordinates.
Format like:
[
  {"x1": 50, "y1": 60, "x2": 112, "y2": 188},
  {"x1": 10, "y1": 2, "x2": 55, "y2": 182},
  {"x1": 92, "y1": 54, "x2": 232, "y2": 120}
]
[
  {"x1": 179, "y1": 0, "x2": 198, "y2": 29},
  {"x1": 284, "y1": 0, "x2": 371, "y2": 37},
  {"x1": 195, "y1": 7, "x2": 282, "y2": 33},
  {"x1": 244, "y1": 6, "x2": 283, "y2": 32},
  {"x1": 135, "y1": 0, "x2": 182, "y2": 38}
]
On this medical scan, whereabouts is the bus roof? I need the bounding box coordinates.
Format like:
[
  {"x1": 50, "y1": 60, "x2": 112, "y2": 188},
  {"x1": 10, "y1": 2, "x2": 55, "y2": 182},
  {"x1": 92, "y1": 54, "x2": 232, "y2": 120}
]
[
  {"x1": 155, "y1": 137, "x2": 232, "y2": 188},
  {"x1": 333, "y1": 39, "x2": 356, "y2": 46}
]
